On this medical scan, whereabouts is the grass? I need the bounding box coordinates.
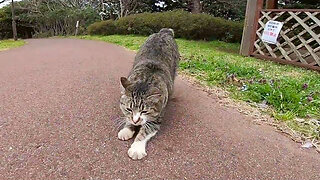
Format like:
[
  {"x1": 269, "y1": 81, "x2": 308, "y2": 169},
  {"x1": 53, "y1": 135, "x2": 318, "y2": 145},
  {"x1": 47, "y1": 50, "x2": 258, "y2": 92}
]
[
  {"x1": 0, "y1": 39, "x2": 25, "y2": 51},
  {"x1": 77, "y1": 35, "x2": 320, "y2": 141}
]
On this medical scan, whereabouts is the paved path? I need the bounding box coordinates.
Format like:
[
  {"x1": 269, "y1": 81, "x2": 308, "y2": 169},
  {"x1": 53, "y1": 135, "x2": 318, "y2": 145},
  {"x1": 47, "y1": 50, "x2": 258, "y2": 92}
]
[{"x1": 0, "y1": 39, "x2": 319, "y2": 180}]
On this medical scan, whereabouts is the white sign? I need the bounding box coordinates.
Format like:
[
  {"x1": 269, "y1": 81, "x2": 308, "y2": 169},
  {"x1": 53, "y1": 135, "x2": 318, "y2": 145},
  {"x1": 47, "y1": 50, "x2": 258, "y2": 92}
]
[
  {"x1": 262, "y1": 20, "x2": 283, "y2": 44},
  {"x1": 76, "y1": 21, "x2": 79, "y2": 28}
]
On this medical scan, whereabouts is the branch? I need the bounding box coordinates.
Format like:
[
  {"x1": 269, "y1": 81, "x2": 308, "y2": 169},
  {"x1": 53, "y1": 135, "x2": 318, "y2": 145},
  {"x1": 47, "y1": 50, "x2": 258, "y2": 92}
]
[
  {"x1": 127, "y1": 0, "x2": 138, "y2": 16},
  {"x1": 0, "y1": 0, "x2": 7, "y2": 4}
]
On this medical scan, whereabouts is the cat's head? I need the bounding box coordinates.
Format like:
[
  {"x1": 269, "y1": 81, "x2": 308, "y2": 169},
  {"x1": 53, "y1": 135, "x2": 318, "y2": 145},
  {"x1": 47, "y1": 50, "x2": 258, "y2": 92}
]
[{"x1": 119, "y1": 77, "x2": 164, "y2": 126}]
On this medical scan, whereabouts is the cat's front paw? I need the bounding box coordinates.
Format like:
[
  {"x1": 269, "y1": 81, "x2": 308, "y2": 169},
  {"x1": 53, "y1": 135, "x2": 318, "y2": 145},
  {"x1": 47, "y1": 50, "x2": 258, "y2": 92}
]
[
  {"x1": 118, "y1": 128, "x2": 134, "y2": 141},
  {"x1": 128, "y1": 141, "x2": 147, "y2": 160}
]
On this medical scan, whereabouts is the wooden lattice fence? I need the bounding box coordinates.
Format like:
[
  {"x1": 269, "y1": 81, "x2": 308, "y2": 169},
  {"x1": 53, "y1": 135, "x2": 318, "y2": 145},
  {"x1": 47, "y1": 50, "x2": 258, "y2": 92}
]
[
  {"x1": 253, "y1": 9, "x2": 320, "y2": 70},
  {"x1": 240, "y1": 0, "x2": 320, "y2": 71}
]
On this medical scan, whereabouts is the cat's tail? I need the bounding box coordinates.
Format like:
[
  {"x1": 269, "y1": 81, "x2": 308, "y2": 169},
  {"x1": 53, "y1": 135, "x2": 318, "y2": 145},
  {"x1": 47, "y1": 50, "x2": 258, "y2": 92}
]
[{"x1": 159, "y1": 28, "x2": 174, "y2": 37}]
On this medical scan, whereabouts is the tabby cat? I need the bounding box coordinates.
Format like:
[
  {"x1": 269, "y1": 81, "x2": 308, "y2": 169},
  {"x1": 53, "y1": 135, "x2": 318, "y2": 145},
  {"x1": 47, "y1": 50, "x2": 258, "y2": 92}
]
[{"x1": 118, "y1": 28, "x2": 180, "y2": 160}]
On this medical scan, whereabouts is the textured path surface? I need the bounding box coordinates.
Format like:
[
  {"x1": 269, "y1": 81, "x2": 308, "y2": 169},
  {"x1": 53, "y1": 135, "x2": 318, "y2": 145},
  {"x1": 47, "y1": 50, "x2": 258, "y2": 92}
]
[{"x1": 0, "y1": 39, "x2": 319, "y2": 180}]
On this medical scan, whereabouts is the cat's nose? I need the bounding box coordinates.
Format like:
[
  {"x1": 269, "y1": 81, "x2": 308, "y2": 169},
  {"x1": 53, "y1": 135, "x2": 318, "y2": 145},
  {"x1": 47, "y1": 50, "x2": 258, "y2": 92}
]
[
  {"x1": 132, "y1": 117, "x2": 141, "y2": 124},
  {"x1": 132, "y1": 113, "x2": 141, "y2": 124}
]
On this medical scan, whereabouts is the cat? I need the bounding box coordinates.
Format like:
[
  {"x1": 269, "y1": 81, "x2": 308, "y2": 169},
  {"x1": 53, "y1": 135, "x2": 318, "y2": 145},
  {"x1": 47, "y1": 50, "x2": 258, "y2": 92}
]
[{"x1": 118, "y1": 28, "x2": 180, "y2": 160}]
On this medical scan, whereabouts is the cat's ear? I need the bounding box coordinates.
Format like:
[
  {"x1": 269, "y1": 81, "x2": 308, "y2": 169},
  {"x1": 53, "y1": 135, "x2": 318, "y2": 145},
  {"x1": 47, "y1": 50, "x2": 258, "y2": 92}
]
[{"x1": 120, "y1": 77, "x2": 131, "y2": 94}]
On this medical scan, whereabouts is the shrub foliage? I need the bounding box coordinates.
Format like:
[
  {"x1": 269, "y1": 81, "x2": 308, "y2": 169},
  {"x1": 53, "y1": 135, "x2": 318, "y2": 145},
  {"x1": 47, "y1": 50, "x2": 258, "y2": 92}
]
[
  {"x1": 88, "y1": 10, "x2": 243, "y2": 43},
  {"x1": 0, "y1": 1, "x2": 100, "y2": 39}
]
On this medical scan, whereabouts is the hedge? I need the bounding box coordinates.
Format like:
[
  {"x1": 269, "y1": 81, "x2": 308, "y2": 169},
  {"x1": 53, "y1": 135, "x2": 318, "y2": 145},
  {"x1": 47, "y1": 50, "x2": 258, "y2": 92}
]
[{"x1": 88, "y1": 10, "x2": 243, "y2": 43}]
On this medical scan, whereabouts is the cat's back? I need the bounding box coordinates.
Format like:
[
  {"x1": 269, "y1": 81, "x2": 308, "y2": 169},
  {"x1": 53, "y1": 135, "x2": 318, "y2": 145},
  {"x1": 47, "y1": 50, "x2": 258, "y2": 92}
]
[{"x1": 133, "y1": 29, "x2": 180, "y2": 79}]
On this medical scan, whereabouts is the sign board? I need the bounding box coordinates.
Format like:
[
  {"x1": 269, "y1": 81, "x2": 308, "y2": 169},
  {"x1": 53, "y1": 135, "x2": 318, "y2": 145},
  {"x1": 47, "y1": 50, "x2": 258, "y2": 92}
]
[
  {"x1": 76, "y1": 21, "x2": 79, "y2": 28},
  {"x1": 261, "y1": 20, "x2": 283, "y2": 44}
]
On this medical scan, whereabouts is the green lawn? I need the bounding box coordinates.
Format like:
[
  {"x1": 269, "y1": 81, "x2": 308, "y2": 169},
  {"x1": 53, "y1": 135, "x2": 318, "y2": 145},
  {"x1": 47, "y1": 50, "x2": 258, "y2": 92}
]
[
  {"x1": 0, "y1": 39, "x2": 25, "y2": 51},
  {"x1": 77, "y1": 35, "x2": 320, "y2": 141}
]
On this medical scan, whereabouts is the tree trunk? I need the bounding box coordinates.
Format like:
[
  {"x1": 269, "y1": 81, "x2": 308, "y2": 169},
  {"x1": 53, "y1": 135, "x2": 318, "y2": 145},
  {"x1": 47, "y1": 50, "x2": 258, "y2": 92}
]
[
  {"x1": 266, "y1": 0, "x2": 278, "y2": 9},
  {"x1": 100, "y1": 0, "x2": 104, "y2": 20},
  {"x1": 190, "y1": 0, "x2": 201, "y2": 14},
  {"x1": 120, "y1": 0, "x2": 124, "y2": 18},
  {"x1": 110, "y1": 8, "x2": 115, "y2": 20},
  {"x1": 11, "y1": 0, "x2": 18, "y2": 40}
]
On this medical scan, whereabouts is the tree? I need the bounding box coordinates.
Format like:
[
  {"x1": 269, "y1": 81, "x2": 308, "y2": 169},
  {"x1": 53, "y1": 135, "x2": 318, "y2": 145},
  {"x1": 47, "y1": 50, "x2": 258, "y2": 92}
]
[
  {"x1": 189, "y1": 0, "x2": 202, "y2": 14},
  {"x1": 100, "y1": 0, "x2": 153, "y2": 19},
  {"x1": 5, "y1": 0, "x2": 100, "y2": 37},
  {"x1": 147, "y1": 0, "x2": 246, "y2": 20},
  {"x1": 11, "y1": 0, "x2": 17, "y2": 40},
  {"x1": 0, "y1": 0, "x2": 18, "y2": 41},
  {"x1": 279, "y1": 0, "x2": 320, "y2": 8},
  {"x1": 202, "y1": 0, "x2": 247, "y2": 20},
  {"x1": 0, "y1": 0, "x2": 18, "y2": 40}
]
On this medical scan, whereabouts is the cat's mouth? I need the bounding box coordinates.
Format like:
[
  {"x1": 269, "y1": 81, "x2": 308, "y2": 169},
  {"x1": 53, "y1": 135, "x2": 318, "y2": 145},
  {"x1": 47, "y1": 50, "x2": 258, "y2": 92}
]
[
  {"x1": 130, "y1": 118, "x2": 146, "y2": 126},
  {"x1": 130, "y1": 121, "x2": 145, "y2": 126}
]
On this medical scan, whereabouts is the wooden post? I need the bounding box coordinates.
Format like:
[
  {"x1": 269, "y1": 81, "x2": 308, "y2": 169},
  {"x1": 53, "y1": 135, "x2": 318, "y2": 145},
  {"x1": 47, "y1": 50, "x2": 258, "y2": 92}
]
[
  {"x1": 11, "y1": 0, "x2": 17, "y2": 41},
  {"x1": 266, "y1": 0, "x2": 278, "y2": 9},
  {"x1": 240, "y1": 0, "x2": 264, "y2": 56},
  {"x1": 75, "y1": 20, "x2": 79, "y2": 36}
]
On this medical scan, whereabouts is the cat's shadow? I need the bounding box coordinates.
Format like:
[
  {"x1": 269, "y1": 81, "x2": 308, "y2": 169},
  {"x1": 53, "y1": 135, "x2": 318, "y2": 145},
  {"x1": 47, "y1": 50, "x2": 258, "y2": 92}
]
[{"x1": 157, "y1": 95, "x2": 183, "y2": 135}]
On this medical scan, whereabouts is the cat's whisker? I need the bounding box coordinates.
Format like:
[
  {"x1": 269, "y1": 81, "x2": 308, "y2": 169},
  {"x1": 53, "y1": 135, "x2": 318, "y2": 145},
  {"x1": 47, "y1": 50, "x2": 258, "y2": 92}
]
[
  {"x1": 114, "y1": 120, "x2": 124, "y2": 126},
  {"x1": 144, "y1": 121, "x2": 157, "y2": 134},
  {"x1": 144, "y1": 123, "x2": 151, "y2": 133},
  {"x1": 113, "y1": 116, "x2": 126, "y2": 123},
  {"x1": 113, "y1": 122, "x2": 126, "y2": 132},
  {"x1": 112, "y1": 117, "x2": 127, "y2": 131},
  {"x1": 113, "y1": 120, "x2": 124, "y2": 128}
]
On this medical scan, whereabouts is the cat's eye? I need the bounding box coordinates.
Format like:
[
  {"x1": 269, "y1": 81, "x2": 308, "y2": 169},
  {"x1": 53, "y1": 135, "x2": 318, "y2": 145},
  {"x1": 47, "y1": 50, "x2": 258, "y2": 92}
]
[
  {"x1": 126, "y1": 108, "x2": 132, "y2": 112},
  {"x1": 141, "y1": 110, "x2": 148, "y2": 114}
]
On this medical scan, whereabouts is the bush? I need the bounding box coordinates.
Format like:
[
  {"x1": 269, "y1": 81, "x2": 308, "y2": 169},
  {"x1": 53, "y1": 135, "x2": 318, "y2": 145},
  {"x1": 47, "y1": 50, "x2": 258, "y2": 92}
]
[
  {"x1": 88, "y1": 10, "x2": 243, "y2": 43},
  {"x1": 87, "y1": 20, "x2": 116, "y2": 35}
]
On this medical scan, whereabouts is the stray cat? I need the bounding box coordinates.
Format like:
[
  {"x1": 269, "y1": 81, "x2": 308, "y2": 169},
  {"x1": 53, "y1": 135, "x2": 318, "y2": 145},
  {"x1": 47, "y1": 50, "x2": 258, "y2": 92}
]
[{"x1": 119, "y1": 28, "x2": 180, "y2": 160}]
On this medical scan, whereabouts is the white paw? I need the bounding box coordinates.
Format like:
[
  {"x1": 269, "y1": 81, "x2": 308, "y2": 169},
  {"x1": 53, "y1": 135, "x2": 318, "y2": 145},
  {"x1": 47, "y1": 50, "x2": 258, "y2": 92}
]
[
  {"x1": 128, "y1": 141, "x2": 147, "y2": 160},
  {"x1": 118, "y1": 128, "x2": 134, "y2": 141}
]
